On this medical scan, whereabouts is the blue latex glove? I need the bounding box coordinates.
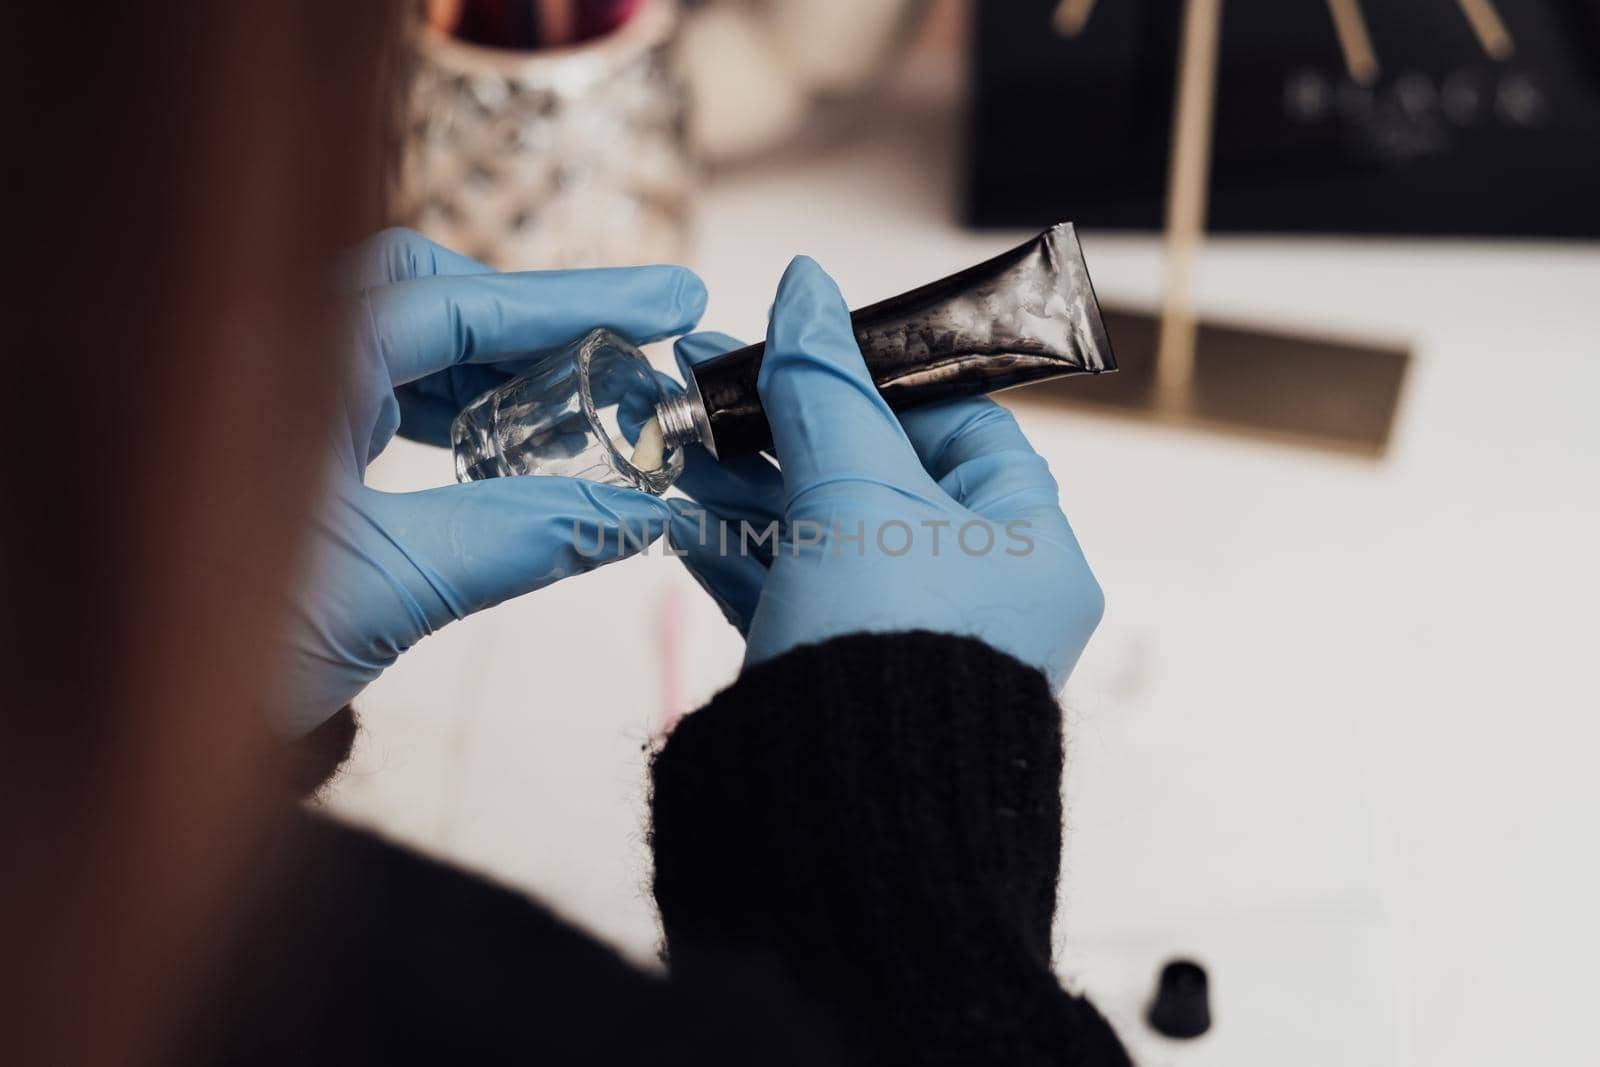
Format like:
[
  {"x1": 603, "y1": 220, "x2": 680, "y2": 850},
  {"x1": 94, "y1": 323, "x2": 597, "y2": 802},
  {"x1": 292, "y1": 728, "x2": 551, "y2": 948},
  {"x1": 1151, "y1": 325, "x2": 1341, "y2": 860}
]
[
  {"x1": 667, "y1": 256, "x2": 1104, "y2": 690},
  {"x1": 278, "y1": 229, "x2": 700, "y2": 733}
]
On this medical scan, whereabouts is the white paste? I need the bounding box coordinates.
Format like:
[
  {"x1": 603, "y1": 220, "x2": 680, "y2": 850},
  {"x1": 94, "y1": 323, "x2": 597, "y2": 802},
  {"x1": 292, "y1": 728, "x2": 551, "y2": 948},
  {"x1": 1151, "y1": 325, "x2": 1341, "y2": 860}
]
[{"x1": 630, "y1": 415, "x2": 665, "y2": 471}]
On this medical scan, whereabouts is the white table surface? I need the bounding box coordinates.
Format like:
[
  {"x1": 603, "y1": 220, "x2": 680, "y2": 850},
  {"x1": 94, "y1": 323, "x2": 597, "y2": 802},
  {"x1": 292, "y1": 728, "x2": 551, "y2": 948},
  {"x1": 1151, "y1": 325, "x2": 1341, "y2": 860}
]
[{"x1": 326, "y1": 59, "x2": 1600, "y2": 1065}]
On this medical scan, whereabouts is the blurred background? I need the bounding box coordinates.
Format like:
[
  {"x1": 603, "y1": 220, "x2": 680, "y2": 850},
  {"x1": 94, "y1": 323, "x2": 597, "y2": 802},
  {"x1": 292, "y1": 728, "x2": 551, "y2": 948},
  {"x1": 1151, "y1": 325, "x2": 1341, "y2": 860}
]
[{"x1": 329, "y1": 1, "x2": 1600, "y2": 1063}]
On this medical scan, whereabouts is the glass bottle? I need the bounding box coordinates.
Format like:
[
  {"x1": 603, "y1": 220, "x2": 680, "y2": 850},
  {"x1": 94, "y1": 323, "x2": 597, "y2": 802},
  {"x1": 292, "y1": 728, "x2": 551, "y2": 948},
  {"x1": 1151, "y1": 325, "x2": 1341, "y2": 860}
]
[{"x1": 450, "y1": 328, "x2": 703, "y2": 495}]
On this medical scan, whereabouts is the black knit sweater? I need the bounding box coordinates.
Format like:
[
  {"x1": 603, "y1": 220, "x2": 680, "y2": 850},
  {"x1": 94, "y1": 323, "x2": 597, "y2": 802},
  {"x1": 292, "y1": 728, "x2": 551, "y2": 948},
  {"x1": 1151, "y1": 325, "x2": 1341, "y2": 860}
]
[{"x1": 190, "y1": 632, "x2": 1130, "y2": 1066}]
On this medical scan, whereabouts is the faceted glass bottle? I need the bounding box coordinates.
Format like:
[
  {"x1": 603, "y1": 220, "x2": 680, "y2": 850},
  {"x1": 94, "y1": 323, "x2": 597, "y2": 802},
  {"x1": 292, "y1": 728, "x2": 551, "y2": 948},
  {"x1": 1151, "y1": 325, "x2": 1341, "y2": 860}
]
[{"x1": 450, "y1": 329, "x2": 699, "y2": 495}]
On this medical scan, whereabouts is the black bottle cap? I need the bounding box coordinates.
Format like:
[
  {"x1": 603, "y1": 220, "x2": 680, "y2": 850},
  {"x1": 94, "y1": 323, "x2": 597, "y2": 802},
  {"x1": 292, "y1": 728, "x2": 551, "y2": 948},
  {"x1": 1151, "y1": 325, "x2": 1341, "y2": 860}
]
[{"x1": 1147, "y1": 958, "x2": 1211, "y2": 1039}]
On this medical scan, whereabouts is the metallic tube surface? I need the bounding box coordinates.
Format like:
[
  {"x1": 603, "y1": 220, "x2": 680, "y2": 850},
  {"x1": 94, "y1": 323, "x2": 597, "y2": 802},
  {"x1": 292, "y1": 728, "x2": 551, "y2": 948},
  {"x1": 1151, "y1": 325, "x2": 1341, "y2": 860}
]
[{"x1": 688, "y1": 223, "x2": 1115, "y2": 457}]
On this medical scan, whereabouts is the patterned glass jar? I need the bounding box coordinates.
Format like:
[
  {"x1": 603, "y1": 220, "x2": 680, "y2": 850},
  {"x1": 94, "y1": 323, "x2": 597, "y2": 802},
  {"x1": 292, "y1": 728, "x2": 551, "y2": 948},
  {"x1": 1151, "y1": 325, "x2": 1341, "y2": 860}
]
[{"x1": 392, "y1": 0, "x2": 692, "y2": 269}]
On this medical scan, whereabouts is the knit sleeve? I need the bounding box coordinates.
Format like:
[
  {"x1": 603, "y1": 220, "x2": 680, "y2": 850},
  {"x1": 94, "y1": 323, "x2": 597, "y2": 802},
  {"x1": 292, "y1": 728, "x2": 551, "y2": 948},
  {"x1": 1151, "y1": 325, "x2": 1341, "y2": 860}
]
[{"x1": 649, "y1": 631, "x2": 1131, "y2": 1067}]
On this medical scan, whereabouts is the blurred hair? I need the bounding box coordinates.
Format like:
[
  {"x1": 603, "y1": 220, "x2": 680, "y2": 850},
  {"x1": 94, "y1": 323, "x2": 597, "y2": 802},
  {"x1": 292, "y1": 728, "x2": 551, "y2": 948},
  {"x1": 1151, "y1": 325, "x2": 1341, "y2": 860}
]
[{"x1": 0, "y1": 4, "x2": 399, "y2": 1063}]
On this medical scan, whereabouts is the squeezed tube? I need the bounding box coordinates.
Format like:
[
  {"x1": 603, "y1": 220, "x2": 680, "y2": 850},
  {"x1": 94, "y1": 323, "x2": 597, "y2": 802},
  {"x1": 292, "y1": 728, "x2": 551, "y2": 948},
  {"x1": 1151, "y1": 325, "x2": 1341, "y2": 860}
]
[{"x1": 681, "y1": 222, "x2": 1115, "y2": 458}]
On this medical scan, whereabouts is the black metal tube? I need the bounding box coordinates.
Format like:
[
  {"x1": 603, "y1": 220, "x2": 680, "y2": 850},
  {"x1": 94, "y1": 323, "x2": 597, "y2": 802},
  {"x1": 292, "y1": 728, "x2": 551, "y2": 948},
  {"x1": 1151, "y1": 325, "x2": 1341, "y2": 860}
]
[{"x1": 688, "y1": 223, "x2": 1116, "y2": 458}]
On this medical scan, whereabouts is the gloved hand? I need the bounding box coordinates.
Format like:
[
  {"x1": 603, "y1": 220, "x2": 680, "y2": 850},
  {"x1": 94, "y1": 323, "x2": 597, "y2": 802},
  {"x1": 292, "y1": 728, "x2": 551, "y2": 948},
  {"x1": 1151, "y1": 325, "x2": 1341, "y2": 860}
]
[
  {"x1": 666, "y1": 256, "x2": 1103, "y2": 690},
  {"x1": 278, "y1": 228, "x2": 702, "y2": 733}
]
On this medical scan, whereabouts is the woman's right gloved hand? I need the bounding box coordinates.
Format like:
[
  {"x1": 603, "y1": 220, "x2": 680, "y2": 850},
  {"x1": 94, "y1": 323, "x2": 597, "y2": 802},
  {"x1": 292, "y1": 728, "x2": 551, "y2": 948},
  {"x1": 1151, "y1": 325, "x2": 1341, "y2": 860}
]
[
  {"x1": 668, "y1": 256, "x2": 1104, "y2": 691},
  {"x1": 276, "y1": 229, "x2": 693, "y2": 734}
]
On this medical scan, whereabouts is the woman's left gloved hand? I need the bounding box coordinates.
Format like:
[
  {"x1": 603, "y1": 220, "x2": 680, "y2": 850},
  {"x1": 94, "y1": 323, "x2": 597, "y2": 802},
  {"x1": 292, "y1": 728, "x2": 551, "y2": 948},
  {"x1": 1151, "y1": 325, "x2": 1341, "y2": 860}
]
[
  {"x1": 276, "y1": 229, "x2": 704, "y2": 734},
  {"x1": 663, "y1": 257, "x2": 1103, "y2": 692}
]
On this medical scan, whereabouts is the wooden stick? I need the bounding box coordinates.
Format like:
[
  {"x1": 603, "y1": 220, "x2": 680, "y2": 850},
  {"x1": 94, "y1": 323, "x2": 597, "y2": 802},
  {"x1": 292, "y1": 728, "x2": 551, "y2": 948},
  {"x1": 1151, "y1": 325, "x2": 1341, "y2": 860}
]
[
  {"x1": 427, "y1": 0, "x2": 465, "y2": 33},
  {"x1": 1155, "y1": 0, "x2": 1224, "y2": 413},
  {"x1": 1326, "y1": 0, "x2": 1380, "y2": 85},
  {"x1": 1456, "y1": 0, "x2": 1515, "y2": 60},
  {"x1": 538, "y1": 0, "x2": 575, "y2": 46},
  {"x1": 1052, "y1": 0, "x2": 1100, "y2": 38}
]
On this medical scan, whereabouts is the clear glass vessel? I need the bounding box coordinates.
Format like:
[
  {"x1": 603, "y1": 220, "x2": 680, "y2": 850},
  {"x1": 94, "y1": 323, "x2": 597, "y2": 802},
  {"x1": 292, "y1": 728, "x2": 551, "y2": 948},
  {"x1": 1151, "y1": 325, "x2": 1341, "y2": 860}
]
[{"x1": 451, "y1": 329, "x2": 699, "y2": 494}]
